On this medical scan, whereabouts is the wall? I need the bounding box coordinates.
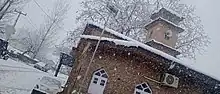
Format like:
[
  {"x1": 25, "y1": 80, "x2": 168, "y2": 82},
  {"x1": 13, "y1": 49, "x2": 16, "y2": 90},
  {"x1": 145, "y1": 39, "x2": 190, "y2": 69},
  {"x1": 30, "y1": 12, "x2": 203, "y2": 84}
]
[
  {"x1": 65, "y1": 39, "x2": 202, "y2": 94},
  {"x1": 147, "y1": 22, "x2": 178, "y2": 48},
  {"x1": 145, "y1": 41, "x2": 180, "y2": 57}
]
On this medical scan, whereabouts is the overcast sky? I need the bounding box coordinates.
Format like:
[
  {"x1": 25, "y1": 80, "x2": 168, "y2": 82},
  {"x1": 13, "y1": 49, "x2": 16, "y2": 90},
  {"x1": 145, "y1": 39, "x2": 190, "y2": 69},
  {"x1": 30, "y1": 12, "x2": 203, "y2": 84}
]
[{"x1": 16, "y1": 0, "x2": 220, "y2": 80}]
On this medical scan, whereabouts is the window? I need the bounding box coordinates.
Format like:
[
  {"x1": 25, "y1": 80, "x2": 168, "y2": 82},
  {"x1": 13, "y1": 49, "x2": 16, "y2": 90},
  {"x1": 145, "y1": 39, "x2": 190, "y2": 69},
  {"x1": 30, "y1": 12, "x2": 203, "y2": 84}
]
[
  {"x1": 100, "y1": 80, "x2": 105, "y2": 86},
  {"x1": 164, "y1": 30, "x2": 172, "y2": 40},
  {"x1": 142, "y1": 83, "x2": 147, "y2": 88},
  {"x1": 136, "y1": 85, "x2": 143, "y2": 90},
  {"x1": 102, "y1": 74, "x2": 108, "y2": 78},
  {"x1": 144, "y1": 88, "x2": 151, "y2": 93},
  {"x1": 100, "y1": 70, "x2": 105, "y2": 73},
  {"x1": 95, "y1": 72, "x2": 101, "y2": 76},
  {"x1": 88, "y1": 69, "x2": 108, "y2": 94},
  {"x1": 134, "y1": 83, "x2": 152, "y2": 94},
  {"x1": 93, "y1": 78, "x2": 98, "y2": 84},
  {"x1": 94, "y1": 69, "x2": 108, "y2": 78}
]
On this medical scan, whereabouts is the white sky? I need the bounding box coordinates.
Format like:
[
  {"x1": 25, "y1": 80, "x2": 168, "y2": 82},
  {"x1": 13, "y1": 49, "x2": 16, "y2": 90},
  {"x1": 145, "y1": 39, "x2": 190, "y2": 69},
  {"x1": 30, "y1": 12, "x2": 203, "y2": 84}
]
[{"x1": 16, "y1": 0, "x2": 220, "y2": 80}]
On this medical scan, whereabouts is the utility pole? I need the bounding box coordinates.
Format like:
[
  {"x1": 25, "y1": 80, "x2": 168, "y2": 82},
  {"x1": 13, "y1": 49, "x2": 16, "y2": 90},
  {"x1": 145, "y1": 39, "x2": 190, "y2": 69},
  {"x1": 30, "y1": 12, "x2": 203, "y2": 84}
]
[
  {"x1": 55, "y1": 61, "x2": 62, "y2": 77},
  {"x1": 77, "y1": 3, "x2": 118, "y2": 93},
  {"x1": 13, "y1": 9, "x2": 27, "y2": 27}
]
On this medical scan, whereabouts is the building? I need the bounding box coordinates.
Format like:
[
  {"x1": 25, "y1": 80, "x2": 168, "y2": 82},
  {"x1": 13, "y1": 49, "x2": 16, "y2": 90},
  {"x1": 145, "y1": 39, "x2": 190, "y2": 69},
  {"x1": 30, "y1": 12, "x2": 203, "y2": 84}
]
[{"x1": 63, "y1": 8, "x2": 220, "y2": 94}]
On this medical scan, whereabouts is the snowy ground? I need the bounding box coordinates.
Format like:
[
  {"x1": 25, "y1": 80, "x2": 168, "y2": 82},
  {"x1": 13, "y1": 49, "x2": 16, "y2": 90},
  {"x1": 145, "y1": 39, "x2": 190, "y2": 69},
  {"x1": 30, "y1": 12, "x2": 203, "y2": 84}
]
[{"x1": 0, "y1": 59, "x2": 68, "y2": 94}]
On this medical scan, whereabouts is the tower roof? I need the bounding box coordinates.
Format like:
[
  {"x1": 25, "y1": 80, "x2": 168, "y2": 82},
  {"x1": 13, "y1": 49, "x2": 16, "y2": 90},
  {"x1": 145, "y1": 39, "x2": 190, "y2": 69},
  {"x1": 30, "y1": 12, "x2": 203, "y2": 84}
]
[
  {"x1": 151, "y1": 8, "x2": 184, "y2": 24},
  {"x1": 145, "y1": 17, "x2": 184, "y2": 33}
]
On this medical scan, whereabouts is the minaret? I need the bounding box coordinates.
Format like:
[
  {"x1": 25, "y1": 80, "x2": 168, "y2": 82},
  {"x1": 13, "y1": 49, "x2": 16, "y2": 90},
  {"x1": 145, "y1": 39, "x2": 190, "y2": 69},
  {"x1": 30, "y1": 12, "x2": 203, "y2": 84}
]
[{"x1": 145, "y1": 8, "x2": 184, "y2": 57}]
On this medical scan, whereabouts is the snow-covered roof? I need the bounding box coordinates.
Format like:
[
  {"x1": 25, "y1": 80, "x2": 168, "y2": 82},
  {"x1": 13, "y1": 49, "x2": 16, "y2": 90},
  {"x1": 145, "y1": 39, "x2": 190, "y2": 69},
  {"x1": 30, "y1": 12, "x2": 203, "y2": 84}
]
[
  {"x1": 154, "y1": 7, "x2": 183, "y2": 18},
  {"x1": 145, "y1": 17, "x2": 184, "y2": 33},
  {"x1": 81, "y1": 34, "x2": 182, "y2": 63},
  {"x1": 88, "y1": 22, "x2": 137, "y2": 41},
  {"x1": 82, "y1": 22, "x2": 220, "y2": 82}
]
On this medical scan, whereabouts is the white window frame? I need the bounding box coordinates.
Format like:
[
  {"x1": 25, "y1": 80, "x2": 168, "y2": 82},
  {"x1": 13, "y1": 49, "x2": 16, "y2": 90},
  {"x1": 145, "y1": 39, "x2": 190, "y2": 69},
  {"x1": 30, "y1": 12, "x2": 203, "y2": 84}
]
[
  {"x1": 88, "y1": 69, "x2": 108, "y2": 94},
  {"x1": 134, "y1": 82, "x2": 152, "y2": 94}
]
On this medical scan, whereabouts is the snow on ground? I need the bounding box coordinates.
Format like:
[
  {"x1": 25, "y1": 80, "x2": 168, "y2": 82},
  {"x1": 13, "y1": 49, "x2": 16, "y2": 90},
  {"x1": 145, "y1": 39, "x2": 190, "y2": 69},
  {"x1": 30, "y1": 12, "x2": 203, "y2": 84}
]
[
  {"x1": 0, "y1": 59, "x2": 68, "y2": 94},
  {"x1": 7, "y1": 46, "x2": 23, "y2": 54}
]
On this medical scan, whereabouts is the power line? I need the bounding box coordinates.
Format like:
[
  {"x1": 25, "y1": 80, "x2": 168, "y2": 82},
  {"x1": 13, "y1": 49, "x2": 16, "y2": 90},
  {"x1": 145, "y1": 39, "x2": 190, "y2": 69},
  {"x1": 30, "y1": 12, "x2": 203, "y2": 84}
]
[
  {"x1": 32, "y1": 0, "x2": 51, "y2": 19},
  {"x1": 25, "y1": 15, "x2": 38, "y2": 30},
  {"x1": 32, "y1": 0, "x2": 69, "y2": 32}
]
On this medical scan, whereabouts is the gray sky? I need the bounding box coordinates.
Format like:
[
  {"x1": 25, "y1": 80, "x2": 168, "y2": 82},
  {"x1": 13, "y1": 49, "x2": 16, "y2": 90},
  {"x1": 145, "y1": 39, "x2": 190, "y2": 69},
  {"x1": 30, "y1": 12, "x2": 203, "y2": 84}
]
[{"x1": 16, "y1": 0, "x2": 220, "y2": 79}]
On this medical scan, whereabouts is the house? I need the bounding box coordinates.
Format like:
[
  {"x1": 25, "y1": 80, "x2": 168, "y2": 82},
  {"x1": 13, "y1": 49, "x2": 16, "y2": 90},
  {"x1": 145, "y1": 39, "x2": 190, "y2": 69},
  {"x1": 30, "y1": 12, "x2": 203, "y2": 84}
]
[{"x1": 63, "y1": 8, "x2": 220, "y2": 94}]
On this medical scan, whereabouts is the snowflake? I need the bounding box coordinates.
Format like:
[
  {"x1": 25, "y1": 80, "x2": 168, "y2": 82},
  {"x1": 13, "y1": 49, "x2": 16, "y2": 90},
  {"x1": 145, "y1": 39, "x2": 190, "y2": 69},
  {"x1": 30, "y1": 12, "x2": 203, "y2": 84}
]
[
  {"x1": 99, "y1": 56, "x2": 102, "y2": 59},
  {"x1": 128, "y1": 52, "x2": 131, "y2": 55},
  {"x1": 77, "y1": 75, "x2": 81, "y2": 80}
]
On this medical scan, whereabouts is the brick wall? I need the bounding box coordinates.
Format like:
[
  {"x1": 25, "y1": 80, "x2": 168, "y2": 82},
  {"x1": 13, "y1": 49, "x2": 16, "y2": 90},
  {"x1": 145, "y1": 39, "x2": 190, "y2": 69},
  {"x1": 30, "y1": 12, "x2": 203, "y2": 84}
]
[{"x1": 65, "y1": 39, "x2": 202, "y2": 94}]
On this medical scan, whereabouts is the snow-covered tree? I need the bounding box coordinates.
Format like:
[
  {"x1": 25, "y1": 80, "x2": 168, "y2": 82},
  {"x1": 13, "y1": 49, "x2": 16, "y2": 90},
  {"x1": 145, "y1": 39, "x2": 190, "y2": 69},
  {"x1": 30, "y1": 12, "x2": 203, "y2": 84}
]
[{"x1": 67, "y1": 0, "x2": 209, "y2": 59}]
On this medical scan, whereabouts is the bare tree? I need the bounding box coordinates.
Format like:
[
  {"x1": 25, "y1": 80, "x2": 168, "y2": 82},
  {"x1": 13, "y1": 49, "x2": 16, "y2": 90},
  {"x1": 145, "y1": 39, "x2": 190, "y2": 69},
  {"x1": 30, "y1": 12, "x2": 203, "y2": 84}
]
[
  {"x1": 11, "y1": 0, "x2": 69, "y2": 59},
  {"x1": 67, "y1": 0, "x2": 209, "y2": 59},
  {"x1": 31, "y1": 0, "x2": 69, "y2": 59}
]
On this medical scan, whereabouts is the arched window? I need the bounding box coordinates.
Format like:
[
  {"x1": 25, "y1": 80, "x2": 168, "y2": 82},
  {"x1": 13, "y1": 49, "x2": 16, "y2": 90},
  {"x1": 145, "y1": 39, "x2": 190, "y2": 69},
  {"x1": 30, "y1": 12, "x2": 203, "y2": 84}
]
[
  {"x1": 88, "y1": 69, "x2": 108, "y2": 94},
  {"x1": 134, "y1": 82, "x2": 152, "y2": 94}
]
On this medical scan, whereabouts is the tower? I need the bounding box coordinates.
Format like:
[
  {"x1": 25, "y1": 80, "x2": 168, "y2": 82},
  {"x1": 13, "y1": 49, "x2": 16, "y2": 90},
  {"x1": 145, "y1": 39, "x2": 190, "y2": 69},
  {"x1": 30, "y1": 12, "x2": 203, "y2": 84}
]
[{"x1": 145, "y1": 8, "x2": 184, "y2": 57}]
